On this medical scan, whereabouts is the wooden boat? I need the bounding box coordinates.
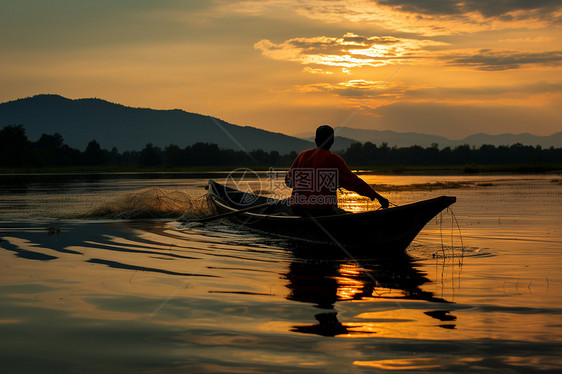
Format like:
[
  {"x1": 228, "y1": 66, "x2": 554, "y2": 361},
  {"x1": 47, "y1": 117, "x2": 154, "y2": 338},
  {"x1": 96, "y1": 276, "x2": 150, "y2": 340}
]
[{"x1": 205, "y1": 180, "x2": 456, "y2": 251}]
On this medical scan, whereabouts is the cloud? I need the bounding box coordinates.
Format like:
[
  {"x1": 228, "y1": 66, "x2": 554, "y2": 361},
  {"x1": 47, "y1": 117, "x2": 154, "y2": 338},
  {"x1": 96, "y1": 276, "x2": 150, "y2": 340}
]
[
  {"x1": 285, "y1": 78, "x2": 562, "y2": 117},
  {"x1": 376, "y1": 0, "x2": 562, "y2": 18},
  {"x1": 498, "y1": 36, "x2": 554, "y2": 43},
  {"x1": 292, "y1": 80, "x2": 413, "y2": 100},
  {"x1": 303, "y1": 67, "x2": 333, "y2": 75},
  {"x1": 256, "y1": 30, "x2": 562, "y2": 73},
  {"x1": 295, "y1": 79, "x2": 397, "y2": 97},
  {"x1": 254, "y1": 32, "x2": 445, "y2": 70},
  {"x1": 391, "y1": 81, "x2": 562, "y2": 111},
  {"x1": 294, "y1": 0, "x2": 562, "y2": 36},
  {"x1": 444, "y1": 49, "x2": 562, "y2": 70},
  {"x1": 412, "y1": 81, "x2": 562, "y2": 97}
]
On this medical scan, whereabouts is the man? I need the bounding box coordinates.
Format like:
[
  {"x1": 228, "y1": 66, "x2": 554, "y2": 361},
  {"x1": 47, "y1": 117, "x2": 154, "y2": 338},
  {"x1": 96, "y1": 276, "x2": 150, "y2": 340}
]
[{"x1": 285, "y1": 125, "x2": 389, "y2": 216}]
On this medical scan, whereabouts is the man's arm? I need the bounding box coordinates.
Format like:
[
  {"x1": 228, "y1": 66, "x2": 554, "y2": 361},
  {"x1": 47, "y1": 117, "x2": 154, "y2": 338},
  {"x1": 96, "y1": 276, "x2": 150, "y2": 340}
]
[{"x1": 336, "y1": 157, "x2": 389, "y2": 208}]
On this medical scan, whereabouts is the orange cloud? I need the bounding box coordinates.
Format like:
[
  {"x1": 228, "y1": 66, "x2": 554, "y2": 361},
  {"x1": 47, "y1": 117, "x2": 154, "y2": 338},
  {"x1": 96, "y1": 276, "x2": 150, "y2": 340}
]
[
  {"x1": 254, "y1": 33, "x2": 445, "y2": 71},
  {"x1": 294, "y1": 0, "x2": 561, "y2": 36},
  {"x1": 293, "y1": 80, "x2": 410, "y2": 98},
  {"x1": 443, "y1": 49, "x2": 562, "y2": 71},
  {"x1": 256, "y1": 31, "x2": 562, "y2": 73},
  {"x1": 303, "y1": 67, "x2": 333, "y2": 75}
]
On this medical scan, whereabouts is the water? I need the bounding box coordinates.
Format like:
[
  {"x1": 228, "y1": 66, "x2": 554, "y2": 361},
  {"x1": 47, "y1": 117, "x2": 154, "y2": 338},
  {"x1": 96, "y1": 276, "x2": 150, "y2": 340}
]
[{"x1": 1, "y1": 173, "x2": 561, "y2": 373}]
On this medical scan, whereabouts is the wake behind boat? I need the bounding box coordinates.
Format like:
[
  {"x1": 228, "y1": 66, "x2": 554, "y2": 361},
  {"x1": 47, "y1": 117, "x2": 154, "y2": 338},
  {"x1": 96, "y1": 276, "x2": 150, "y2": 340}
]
[{"x1": 204, "y1": 180, "x2": 456, "y2": 251}]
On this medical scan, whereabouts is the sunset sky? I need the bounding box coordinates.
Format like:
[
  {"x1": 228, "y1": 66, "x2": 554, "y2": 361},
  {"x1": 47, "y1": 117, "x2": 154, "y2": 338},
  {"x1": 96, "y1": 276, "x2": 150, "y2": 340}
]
[{"x1": 1, "y1": 0, "x2": 561, "y2": 139}]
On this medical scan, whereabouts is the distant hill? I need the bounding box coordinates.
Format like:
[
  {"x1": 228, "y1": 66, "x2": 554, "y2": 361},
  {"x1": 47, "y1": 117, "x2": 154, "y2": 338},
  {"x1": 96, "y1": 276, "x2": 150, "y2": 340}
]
[
  {"x1": 0, "y1": 94, "x2": 318, "y2": 153},
  {"x1": 300, "y1": 135, "x2": 360, "y2": 151},
  {"x1": 296, "y1": 127, "x2": 562, "y2": 148},
  {"x1": 3, "y1": 95, "x2": 560, "y2": 154},
  {"x1": 458, "y1": 132, "x2": 562, "y2": 148}
]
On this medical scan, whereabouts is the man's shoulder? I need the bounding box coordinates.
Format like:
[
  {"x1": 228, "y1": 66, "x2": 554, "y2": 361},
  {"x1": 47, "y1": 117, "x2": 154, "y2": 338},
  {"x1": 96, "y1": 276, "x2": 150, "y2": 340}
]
[
  {"x1": 301, "y1": 148, "x2": 317, "y2": 155},
  {"x1": 323, "y1": 150, "x2": 345, "y2": 163},
  {"x1": 295, "y1": 148, "x2": 319, "y2": 159},
  {"x1": 296, "y1": 148, "x2": 345, "y2": 164}
]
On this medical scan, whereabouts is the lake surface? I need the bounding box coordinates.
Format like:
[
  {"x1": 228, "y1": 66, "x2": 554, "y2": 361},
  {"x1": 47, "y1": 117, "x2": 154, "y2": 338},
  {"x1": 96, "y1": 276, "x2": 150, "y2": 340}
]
[{"x1": 1, "y1": 172, "x2": 561, "y2": 373}]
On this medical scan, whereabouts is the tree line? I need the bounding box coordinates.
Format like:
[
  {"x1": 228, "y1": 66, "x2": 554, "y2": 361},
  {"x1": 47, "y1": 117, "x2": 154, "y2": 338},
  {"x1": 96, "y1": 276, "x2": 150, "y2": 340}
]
[
  {"x1": 1, "y1": 124, "x2": 561, "y2": 169},
  {"x1": 339, "y1": 142, "x2": 562, "y2": 167},
  {"x1": 0, "y1": 125, "x2": 294, "y2": 168}
]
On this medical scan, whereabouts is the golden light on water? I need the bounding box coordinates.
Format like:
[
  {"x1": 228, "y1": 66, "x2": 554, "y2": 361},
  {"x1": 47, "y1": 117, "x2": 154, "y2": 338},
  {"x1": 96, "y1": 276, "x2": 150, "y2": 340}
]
[
  {"x1": 335, "y1": 263, "x2": 364, "y2": 300},
  {"x1": 1, "y1": 175, "x2": 562, "y2": 372},
  {"x1": 354, "y1": 356, "x2": 562, "y2": 370},
  {"x1": 337, "y1": 190, "x2": 377, "y2": 213},
  {"x1": 354, "y1": 357, "x2": 446, "y2": 370}
]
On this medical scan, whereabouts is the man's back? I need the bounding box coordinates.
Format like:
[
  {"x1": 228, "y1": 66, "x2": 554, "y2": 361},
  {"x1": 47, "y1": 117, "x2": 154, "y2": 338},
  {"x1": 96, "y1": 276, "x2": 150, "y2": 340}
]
[
  {"x1": 285, "y1": 148, "x2": 380, "y2": 212},
  {"x1": 285, "y1": 148, "x2": 340, "y2": 210},
  {"x1": 285, "y1": 125, "x2": 388, "y2": 214}
]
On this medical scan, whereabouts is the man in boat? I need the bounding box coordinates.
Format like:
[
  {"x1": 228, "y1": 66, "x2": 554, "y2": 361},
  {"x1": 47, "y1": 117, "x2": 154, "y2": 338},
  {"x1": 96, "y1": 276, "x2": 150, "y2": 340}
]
[{"x1": 285, "y1": 125, "x2": 389, "y2": 216}]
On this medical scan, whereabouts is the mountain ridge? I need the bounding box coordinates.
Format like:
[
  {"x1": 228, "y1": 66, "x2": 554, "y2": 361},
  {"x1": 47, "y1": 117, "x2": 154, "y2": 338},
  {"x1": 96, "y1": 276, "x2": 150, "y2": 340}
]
[
  {"x1": 295, "y1": 127, "x2": 562, "y2": 148},
  {"x1": 2, "y1": 94, "x2": 561, "y2": 153},
  {"x1": 0, "y1": 94, "x2": 318, "y2": 153}
]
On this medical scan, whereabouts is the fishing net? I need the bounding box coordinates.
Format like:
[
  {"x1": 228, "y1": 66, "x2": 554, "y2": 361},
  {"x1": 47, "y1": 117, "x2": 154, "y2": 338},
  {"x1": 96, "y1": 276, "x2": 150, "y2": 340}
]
[{"x1": 80, "y1": 187, "x2": 212, "y2": 219}]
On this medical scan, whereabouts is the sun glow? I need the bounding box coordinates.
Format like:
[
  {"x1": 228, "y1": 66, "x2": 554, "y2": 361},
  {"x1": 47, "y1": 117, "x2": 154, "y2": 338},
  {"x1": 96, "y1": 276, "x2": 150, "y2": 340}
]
[
  {"x1": 2, "y1": 0, "x2": 562, "y2": 139},
  {"x1": 255, "y1": 33, "x2": 445, "y2": 72}
]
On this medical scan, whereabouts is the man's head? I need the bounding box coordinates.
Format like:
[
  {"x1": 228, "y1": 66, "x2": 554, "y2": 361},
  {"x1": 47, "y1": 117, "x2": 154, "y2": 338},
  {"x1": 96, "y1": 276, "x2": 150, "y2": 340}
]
[{"x1": 315, "y1": 125, "x2": 334, "y2": 150}]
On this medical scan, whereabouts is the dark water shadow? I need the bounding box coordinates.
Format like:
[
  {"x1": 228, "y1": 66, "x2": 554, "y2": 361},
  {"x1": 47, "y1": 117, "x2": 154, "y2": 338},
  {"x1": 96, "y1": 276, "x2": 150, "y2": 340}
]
[
  {"x1": 0, "y1": 238, "x2": 58, "y2": 261},
  {"x1": 283, "y1": 243, "x2": 455, "y2": 337},
  {"x1": 86, "y1": 258, "x2": 219, "y2": 278},
  {"x1": 0, "y1": 220, "x2": 213, "y2": 277}
]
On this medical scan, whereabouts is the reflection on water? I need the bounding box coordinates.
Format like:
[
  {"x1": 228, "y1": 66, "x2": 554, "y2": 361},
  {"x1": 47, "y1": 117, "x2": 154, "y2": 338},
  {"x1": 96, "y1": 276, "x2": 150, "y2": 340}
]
[
  {"x1": 0, "y1": 173, "x2": 561, "y2": 372},
  {"x1": 286, "y1": 251, "x2": 455, "y2": 337}
]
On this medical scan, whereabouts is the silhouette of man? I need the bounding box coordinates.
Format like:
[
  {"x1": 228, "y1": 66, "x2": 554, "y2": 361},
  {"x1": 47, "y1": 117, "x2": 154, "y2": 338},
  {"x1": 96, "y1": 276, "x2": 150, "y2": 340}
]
[{"x1": 285, "y1": 125, "x2": 389, "y2": 216}]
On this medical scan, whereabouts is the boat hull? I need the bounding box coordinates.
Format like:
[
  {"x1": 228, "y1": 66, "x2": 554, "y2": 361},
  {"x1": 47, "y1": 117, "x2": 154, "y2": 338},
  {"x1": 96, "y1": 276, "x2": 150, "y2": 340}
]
[{"x1": 206, "y1": 180, "x2": 456, "y2": 251}]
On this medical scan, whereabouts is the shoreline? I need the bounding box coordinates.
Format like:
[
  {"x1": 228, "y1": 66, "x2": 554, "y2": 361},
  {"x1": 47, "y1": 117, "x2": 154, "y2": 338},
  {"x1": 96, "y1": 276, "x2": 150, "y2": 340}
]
[{"x1": 1, "y1": 163, "x2": 562, "y2": 176}]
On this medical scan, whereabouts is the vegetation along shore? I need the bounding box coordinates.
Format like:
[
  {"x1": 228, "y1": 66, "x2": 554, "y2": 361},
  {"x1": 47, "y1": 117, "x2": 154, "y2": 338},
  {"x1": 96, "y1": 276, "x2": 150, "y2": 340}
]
[{"x1": 1, "y1": 124, "x2": 561, "y2": 174}]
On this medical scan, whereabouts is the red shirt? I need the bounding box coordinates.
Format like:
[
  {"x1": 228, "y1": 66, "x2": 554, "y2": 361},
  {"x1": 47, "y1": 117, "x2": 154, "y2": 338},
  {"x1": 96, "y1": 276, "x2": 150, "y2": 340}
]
[{"x1": 285, "y1": 148, "x2": 378, "y2": 210}]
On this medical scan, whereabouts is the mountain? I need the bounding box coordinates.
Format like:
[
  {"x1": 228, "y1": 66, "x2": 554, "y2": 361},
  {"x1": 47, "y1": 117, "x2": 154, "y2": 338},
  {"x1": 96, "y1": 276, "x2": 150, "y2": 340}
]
[
  {"x1": 300, "y1": 135, "x2": 360, "y2": 151},
  {"x1": 335, "y1": 128, "x2": 451, "y2": 148},
  {"x1": 296, "y1": 127, "x2": 562, "y2": 148},
  {"x1": 459, "y1": 132, "x2": 562, "y2": 148},
  {"x1": 0, "y1": 94, "x2": 317, "y2": 154},
  {"x1": 3, "y1": 95, "x2": 560, "y2": 153}
]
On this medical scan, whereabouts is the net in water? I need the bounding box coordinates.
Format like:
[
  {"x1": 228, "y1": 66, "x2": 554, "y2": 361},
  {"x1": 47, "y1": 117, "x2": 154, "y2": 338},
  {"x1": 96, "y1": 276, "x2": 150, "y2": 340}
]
[{"x1": 80, "y1": 187, "x2": 212, "y2": 219}]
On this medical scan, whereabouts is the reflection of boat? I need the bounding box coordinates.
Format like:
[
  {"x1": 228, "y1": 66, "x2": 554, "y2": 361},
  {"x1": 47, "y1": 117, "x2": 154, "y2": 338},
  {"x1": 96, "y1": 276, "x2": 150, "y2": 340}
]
[
  {"x1": 206, "y1": 180, "x2": 456, "y2": 251},
  {"x1": 285, "y1": 251, "x2": 455, "y2": 337},
  {"x1": 286, "y1": 252, "x2": 449, "y2": 308}
]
